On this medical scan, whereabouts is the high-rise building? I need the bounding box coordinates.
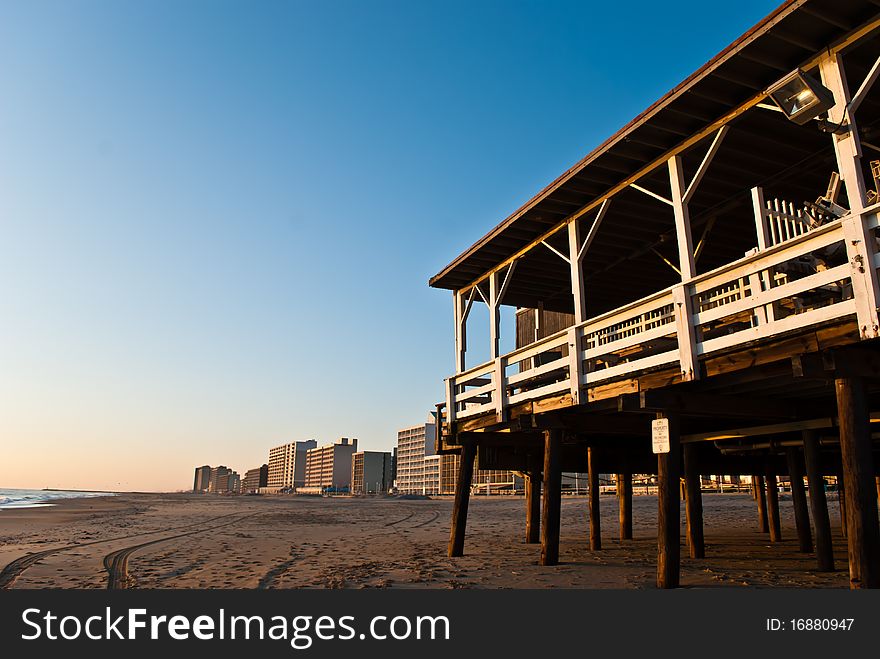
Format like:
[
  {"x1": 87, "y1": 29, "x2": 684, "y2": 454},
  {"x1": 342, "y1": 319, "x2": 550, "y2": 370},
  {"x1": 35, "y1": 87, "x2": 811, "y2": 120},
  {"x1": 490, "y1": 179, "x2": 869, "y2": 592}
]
[
  {"x1": 242, "y1": 464, "x2": 269, "y2": 494},
  {"x1": 351, "y1": 451, "x2": 393, "y2": 495},
  {"x1": 395, "y1": 416, "x2": 436, "y2": 494},
  {"x1": 208, "y1": 466, "x2": 240, "y2": 494},
  {"x1": 303, "y1": 438, "x2": 358, "y2": 492},
  {"x1": 267, "y1": 440, "x2": 317, "y2": 490},
  {"x1": 193, "y1": 465, "x2": 212, "y2": 493}
]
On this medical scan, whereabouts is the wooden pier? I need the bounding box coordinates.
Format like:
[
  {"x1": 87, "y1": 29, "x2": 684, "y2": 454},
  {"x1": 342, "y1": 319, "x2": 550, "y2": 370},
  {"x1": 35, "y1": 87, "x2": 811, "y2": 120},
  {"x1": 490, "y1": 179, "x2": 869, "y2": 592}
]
[{"x1": 430, "y1": 0, "x2": 880, "y2": 588}]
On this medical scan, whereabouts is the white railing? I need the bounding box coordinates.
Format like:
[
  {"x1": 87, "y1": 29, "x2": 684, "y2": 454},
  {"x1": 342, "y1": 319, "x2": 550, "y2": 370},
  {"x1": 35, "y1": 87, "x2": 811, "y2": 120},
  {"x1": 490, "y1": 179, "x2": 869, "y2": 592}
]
[{"x1": 445, "y1": 211, "x2": 875, "y2": 425}]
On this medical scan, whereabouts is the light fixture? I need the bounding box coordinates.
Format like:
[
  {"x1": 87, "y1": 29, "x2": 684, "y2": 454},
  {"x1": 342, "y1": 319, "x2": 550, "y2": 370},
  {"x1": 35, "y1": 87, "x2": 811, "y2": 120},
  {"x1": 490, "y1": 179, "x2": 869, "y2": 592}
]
[{"x1": 765, "y1": 69, "x2": 836, "y2": 125}]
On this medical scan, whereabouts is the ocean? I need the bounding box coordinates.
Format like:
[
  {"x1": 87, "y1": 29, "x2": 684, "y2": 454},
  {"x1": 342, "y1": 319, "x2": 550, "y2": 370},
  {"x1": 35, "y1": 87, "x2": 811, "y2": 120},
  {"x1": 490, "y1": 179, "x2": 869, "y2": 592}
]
[{"x1": 0, "y1": 488, "x2": 113, "y2": 510}]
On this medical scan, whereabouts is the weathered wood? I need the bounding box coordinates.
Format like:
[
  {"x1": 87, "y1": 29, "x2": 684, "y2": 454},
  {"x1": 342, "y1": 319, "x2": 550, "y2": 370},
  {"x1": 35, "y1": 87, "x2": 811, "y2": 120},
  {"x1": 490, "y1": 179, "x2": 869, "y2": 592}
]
[
  {"x1": 838, "y1": 470, "x2": 847, "y2": 539},
  {"x1": 525, "y1": 470, "x2": 541, "y2": 544},
  {"x1": 755, "y1": 474, "x2": 769, "y2": 533},
  {"x1": 766, "y1": 469, "x2": 782, "y2": 543},
  {"x1": 588, "y1": 447, "x2": 601, "y2": 551},
  {"x1": 803, "y1": 430, "x2": 834, "y2": 571},
  {"x1": 541, "y1": 429, "x2": 563, "y2": 566},
  {"x1": 618, "y1": 472, "x2": 633, "y2": 541},
  {"x1": 448, "y1": 439, "x2": 476, "y2": 557},
  {"x1": 835, "y1": 377, "x2": 880, "y2": 588},
  {"x1": 786, "y1": 447, "x2": 813, "y2": 553},
  {"x1": 657, "y1": 412, "x2": 681, "y2": 589},
  {"x1": 683, "y1": 443, "x2": 704, "y2": 559}
]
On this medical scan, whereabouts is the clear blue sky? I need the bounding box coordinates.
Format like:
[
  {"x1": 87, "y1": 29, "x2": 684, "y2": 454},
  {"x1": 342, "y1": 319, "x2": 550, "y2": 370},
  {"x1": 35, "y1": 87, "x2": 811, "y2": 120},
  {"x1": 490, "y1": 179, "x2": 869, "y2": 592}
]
[{"x1": 0, "y1": 0, "x2": 781, "y2": 491}]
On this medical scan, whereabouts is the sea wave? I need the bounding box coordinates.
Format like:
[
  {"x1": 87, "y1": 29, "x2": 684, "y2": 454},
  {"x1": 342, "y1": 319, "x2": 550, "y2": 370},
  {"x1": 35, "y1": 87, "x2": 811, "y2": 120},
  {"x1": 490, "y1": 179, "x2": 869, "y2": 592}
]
[{"x1": 0, "y1": 489, "x2": 113, "y2": 510}]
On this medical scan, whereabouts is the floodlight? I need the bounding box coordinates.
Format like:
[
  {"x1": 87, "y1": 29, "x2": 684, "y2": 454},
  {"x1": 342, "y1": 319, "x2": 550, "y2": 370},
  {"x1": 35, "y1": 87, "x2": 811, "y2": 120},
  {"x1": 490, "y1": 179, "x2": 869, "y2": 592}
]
[{"x1": 765, "y1": 69, "x2": 836, "y2": 125}]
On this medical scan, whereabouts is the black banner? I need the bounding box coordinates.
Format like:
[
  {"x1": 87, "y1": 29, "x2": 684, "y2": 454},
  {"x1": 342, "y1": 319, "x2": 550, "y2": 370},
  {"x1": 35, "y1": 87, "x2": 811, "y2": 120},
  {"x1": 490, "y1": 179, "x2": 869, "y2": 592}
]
[{"x1": 0, "y1": 589, "x2": 876, "y2": 657}]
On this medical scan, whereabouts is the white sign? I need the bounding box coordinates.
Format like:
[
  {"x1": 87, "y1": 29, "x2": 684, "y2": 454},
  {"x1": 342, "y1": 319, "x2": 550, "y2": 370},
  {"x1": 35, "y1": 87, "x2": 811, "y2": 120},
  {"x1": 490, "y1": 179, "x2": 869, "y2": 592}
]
[{"x1": 652, "y1": 418, "x2": 670, "y2": 454}]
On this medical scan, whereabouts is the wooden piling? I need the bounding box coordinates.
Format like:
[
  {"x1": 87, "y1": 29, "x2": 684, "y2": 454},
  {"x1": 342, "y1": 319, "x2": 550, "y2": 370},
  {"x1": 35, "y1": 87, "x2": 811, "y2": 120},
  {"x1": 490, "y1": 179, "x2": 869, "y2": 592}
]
[
  {"x1": 766, "y1": 469, "x2": 782, "y2": 543},
  {"x1": 525, "y1": 470, "x2": 541, "y2": 544},
  {"x1": 785, "y1": 447, "x2": 813, "y2": 553},
  {"x1": 803, "y1": 430, "x2": 834, "y2": 572},
  {"x1": 755, "y1": 474, "x2": 769, "y2": 533},
  {"x1": 618, "y1": 472, "x2": 633, "y2": 541},
  {"x1": 838, "y1": 470, "x2": 847, "y2": 539},
  {"x1": 656, "y1": 413, "x2": 680, "y2": 589},
  {"x1": 835, "y1": 376, "x2": 880, "y2": 589},
  {"x1": 588, "y1": 446, "x2": 601, "y2": 551},
  {"x1": 448, "y1": 439, "x2": 476, "y2": 557},
  {"x1": 540, "y1": 429, "x2": 562, "y2": 566},
  {"x1": 683, "y1": 443, "x2": 704, "y2": 559}
]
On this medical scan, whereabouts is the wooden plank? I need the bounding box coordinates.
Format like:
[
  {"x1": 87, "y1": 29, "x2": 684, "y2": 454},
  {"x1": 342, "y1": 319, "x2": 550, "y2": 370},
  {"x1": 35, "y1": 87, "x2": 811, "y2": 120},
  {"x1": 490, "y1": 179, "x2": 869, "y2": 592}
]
[
  {"x1": 568, "y1": 219, "x2": 587, "y2": 323},
  {"x1": 588, "y1": 447, "x2": 601, "y2": 551},
  {"x1": 803, "y1": 430, "x2": 834, "y2": 571},
  {"x1": 786, "y1": 446, "x2": 813, "y2": 554},
  {"x1": 752, "y1": 187, "x2": 770, "y2": 251},
  {"x1": 669, "y1": 155, "x2": 695, "y2": 281},
  {"x1": 834, "y1": 376, "x2": 880, "y2": 588},
  {"x1": 703, "y1": 331, "x2": 820, "y2": 378},
  {"x1": 540, "y1": 430, "x2": 563, "y2": 566},
  {"x1": 588, "y1": 378, "x2": 638, "y2": 402}
]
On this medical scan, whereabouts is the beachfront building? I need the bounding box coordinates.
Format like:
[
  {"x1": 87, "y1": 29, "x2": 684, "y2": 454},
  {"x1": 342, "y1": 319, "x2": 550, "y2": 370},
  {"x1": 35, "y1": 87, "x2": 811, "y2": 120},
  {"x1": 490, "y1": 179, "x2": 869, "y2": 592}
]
[
  {"x1": 351, "y1": 451, "x2": 393, "y2": 495},
  {"x1": 208, "y1": 467, "x2": 240, "y2": 494},
  {"x1": 267, "y1": 440, "x2": 317, "y2": 491},
  {"x1": 302, "y1": 438, "x2": 358, "y2": 493},
  {"x1": 192, "y1": 465, "x2": 211, "y2": 493},
  {"x1": 395, "y1": 416, "x2": 436, "y2": 494},
  {"x1": 432, "y1": 1, "x2": 880, "y2": 588},
  {"x1": 242, "y1": 464, "x2": 269, "y2": 494},
  {"x1": 423, "y1": 454, "x2": 442, "y2": 495}
]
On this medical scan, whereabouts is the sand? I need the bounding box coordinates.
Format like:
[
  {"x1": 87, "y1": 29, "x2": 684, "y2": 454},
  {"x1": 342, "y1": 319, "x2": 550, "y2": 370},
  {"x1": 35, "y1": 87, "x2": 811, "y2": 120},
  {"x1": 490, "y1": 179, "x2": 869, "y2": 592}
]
[{"x1": 0, "y1": 492, "x2": 852, "y2": 589}]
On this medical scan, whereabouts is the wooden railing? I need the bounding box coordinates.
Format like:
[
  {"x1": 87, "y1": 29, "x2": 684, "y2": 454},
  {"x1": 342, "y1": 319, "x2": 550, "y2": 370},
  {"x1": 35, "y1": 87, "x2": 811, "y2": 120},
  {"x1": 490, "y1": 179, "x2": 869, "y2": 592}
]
[{"x1": 445, "y1": 210, "x2": 878, "y2": 425}]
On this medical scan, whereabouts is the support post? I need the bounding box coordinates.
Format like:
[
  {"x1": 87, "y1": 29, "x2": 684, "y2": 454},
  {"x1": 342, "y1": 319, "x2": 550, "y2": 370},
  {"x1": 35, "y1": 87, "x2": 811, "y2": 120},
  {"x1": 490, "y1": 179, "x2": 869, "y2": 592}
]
[
  {"x1": 656, "y1": 412, "x2": 681, "y2": 589},
  {"x1": 567, "y1": 218, "x2": 587, "y2": 324},
  {"x1": 618, "y1": 473, "x2": 633, "y2": 541},
  {"x1": 541, "y1": 430, "x2": 563, "y2": 566},
  {"x1": 489, "y1": 271, "x2": 500, "y2": 360},
  {"x1": 588, "y1": 447, "x2": 601, "y2": 551},
  {"x1": 838, "y1": 470, "x2": 848, "y2": 539},
  {"x1": 786, "y1": 447, "x2": 813, "y2": 553},
  {"x1": 755, "y1": 474, "x2": 769, "y2": 533},
  {"x1": 766, "y1": 468, "x2": 782, "y2": 543},
  {"x1": 668, "y1": 155, "x2": 696, "y2": 281},
  {"x1": 683, "y1": 443, "x2": 704, "y2": 559},
  {"x1": 525, "y1": 470, "x2": 541, "y2": 544},
  {"x1": 835, "y1": 376, "x2": 880, "y2": 588},
  {"x1": 803, "y1": 430, "x2": 834, "y2": 571},
  {"x1": 448, "y1": 439, "x2": 476, "y2": 557},
  {"x1": 820, "y1": 52, "x2": 880, "y2": 338}
]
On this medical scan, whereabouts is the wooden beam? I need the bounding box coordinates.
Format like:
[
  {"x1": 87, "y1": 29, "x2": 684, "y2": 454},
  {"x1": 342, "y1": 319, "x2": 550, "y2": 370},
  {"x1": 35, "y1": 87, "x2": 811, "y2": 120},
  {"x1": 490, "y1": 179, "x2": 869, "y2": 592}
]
[
  {"x1": 525, "y1": 470, "x2": 541, "y2": 544},
  {"x1": 793, "y1": 348, "x2": 880, "y2": 380},
  {"x1": 541, "y1": 429, "x2": 563, "y2": 566},
  {"x1": 803, "y1": 430, "x2": 834, "y2": 571},
  {"x1": 683, "y1": 443, "x2": 705, "y2": 559},
  {"x1": 588, "y1": 446, "x2": 601, "y2": 551},
  {"x1": 683, "y1": 126, "x2": 729, "y2": 204},
  {"x1": 849, "y1": 53, "x2": 880, "y2": 115},
  {"x1": 448, "y1": 439, "x2": 476, "y2": 557},
  {"x1": 834, "y1": 377, "x2": 880, "y2": 588},
  {"x1": 683, "y1": 418, "x2": 835, "y2": 443},
  {"x1": 786, "y1": 446, "x2": 813, "y2": 554},
  {"x1": 618, "y1": 472, "x2": 633, "y2": 541},
  {"x1": 657, "y1": 412, "x2": 681, "y2": 589},
  {"x1": 620, "y1": 390, "x2": 798, "y2": 420}
]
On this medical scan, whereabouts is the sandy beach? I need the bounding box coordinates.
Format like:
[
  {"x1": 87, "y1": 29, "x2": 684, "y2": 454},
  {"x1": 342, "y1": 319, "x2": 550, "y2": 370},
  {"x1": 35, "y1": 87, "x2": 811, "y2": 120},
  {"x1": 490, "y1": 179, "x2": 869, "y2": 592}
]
[{"x1": 0, "y1": 492, "x2": 852, "y2": 589}]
